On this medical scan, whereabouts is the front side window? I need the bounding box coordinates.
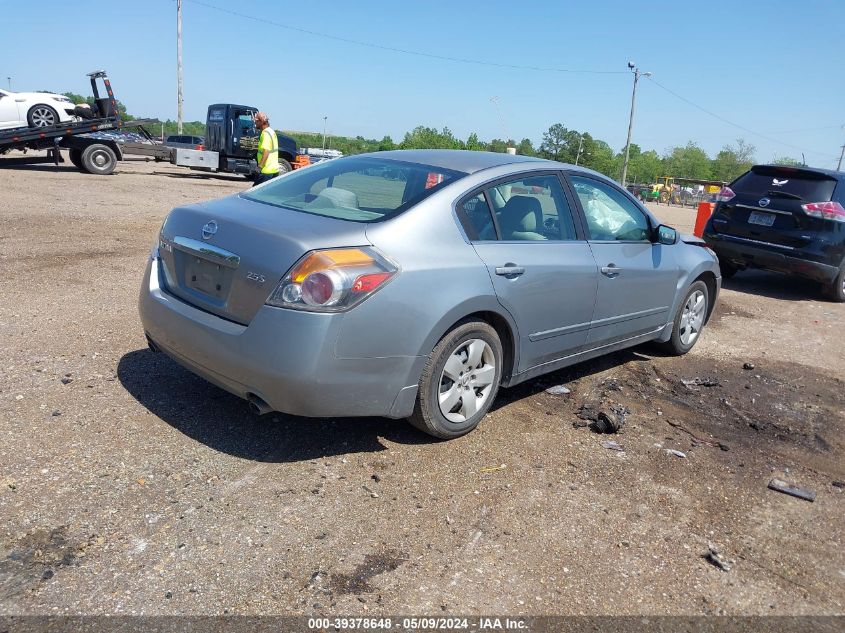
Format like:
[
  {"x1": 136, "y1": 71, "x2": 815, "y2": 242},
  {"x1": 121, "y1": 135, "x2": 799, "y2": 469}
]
[
  {"x1": 570, "y1": 175, "x2": 651, "y2": 241},
  {"x1": 479, "y1": 174, "x2": 577, "y2": 241},
  {"x1": 243, "y1": 157, "x2": 465, "y2": 222}
]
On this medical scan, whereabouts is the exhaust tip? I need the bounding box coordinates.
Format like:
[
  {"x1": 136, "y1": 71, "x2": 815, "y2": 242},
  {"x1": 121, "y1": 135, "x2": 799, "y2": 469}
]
[{"x1": 246, "y1": 393, "x2": 272, "y2": 416}]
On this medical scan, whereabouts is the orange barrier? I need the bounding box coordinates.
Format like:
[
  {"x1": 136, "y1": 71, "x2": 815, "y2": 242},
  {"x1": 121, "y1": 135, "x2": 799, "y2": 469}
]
[{"x1": 693, "y1": 202, "x2": 715, "y2": 237}]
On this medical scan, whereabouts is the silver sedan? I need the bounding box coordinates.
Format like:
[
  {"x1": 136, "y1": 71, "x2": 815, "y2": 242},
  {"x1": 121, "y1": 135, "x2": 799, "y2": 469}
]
[{"x1": 139, "y1": 150, "x2": 720, "y2": 438}]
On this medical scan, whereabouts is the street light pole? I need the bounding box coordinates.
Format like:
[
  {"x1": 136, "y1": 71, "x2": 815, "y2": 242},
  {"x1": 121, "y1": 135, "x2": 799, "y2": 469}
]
[
  {"x1": 322, "y1": 116, "x2": 327, "y2": 152},
  {"x1": 176, "y1": 0, "x2": 184, "y2": 134},
  {"x1": 6, "y1": 77, "x2": 10, "y2": 90},
  {"x1": 621, "y1": 62, "x2": 651, "y2": 187}
]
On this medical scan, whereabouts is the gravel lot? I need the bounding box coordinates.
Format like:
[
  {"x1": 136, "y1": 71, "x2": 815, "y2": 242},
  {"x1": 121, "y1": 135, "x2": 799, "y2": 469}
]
[{"x1": 1, "y1": 156, "x2": 843, "y2": 616}]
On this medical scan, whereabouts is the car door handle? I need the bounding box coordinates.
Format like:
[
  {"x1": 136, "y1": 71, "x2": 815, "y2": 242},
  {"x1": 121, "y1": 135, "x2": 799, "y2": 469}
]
[
  {"x1": 601, "y1": 264, "x2": 622, "y2": 277},
  {"x1": 495, "y1": 265, "x2": 525, "y2": 277}
]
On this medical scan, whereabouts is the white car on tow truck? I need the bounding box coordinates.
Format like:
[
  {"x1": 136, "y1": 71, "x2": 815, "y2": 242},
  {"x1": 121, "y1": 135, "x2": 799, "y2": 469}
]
[{"x1": 0, "y1": 88, "x2": 77, "y2": 129}]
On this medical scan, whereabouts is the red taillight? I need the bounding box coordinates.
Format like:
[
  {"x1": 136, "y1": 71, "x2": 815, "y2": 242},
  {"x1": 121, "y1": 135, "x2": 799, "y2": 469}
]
[
  {"x1": 801, "y1": 201, "x2": 845, "y2": 222},
  {"x1": 196, "y1": 144, "x2": 204, "y2": 150},
  {"x1": 301, "y1": 271, "x2": 342, "y2": 306},
  {"x1": 352, "y1": 272, "x2": 392, "y2": 293},
  {"x1": 716, "y1": 187, "x2": 735, "y2": 203}
]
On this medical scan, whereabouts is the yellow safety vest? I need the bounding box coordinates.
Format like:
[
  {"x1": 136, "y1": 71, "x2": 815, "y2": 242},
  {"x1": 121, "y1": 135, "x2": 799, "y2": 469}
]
[{"x1": 258, "y1": 128, "x2": 279, "y2": 174}]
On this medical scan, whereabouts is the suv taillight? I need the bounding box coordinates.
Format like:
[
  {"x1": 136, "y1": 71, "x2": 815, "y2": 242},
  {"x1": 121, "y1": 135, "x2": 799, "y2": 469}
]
[
  {"x1": 801, "y1": 201, "x2": 845, "y2": 222},
  {"x1": 715, "y1": 187, "x2": 735, "y2": 203}
]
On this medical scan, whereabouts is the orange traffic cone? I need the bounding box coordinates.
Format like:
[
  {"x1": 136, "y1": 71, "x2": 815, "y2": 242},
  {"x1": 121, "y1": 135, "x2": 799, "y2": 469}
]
[{"x1": 693, "y1": 202, "x2": 715, "y2": 237}]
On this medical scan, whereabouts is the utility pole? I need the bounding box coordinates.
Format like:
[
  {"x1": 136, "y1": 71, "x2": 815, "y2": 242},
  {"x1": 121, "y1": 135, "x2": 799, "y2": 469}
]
[
  {"x1": 176, "y1": 0, "x2": 184, "y2": 134},
  {"x1": 837, "y1": 144, "x2": 844, "y2": 172},
  {"x1": 322, "y1": 116, "x2": 327, "y2": 152},
  {"x1": 621, "y1": 62, "x2": 651, "y2": 187}
]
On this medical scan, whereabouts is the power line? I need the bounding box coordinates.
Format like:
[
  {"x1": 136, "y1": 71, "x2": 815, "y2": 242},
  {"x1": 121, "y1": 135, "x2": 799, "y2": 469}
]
[
  {"x1": 187, "y1": 0, "x2": 628, "y2": 75},
  {"x1": 646, "y1": 77, "x2": 839, "y2": 160}
]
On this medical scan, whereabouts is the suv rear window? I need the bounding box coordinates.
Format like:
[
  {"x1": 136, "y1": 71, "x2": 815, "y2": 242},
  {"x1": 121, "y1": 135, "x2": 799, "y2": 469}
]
[
  {"x1": 243, "y1": 157, "x2": 466, "y2": 222},
  {"x1": 732, "y1": 167, "x2": 836, "y2": 202}
]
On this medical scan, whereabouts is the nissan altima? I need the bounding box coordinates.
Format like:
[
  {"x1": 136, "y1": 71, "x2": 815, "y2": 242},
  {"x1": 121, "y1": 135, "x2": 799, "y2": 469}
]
[{"x1": 139, "y1": 150, "x2": 720, "y2": 439}]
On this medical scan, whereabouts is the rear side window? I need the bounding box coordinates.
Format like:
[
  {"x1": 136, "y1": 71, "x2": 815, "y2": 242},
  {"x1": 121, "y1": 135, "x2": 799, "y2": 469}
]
[
  {"x1": 458, "y1": 193, "x2": 497, "y2": 240},
  {"x1": 732, "y1": 168, "x2": 837, "y2": 202},
  {"x1": 243, "y1": 157, "x2": 465, "y2": 222}
]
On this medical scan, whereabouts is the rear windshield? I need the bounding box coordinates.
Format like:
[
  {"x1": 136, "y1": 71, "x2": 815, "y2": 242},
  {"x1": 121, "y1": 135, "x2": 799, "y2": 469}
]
[
  {"x1": 242, "y1": 157, "x2": 466, "y2": 222},
  {"x1": 732, "y1": 167, "x2": 836, "y2": 201}
]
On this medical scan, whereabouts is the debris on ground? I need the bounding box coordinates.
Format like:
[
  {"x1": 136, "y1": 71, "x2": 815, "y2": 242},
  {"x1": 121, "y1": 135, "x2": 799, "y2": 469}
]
[
  {"x1": 601, "y1": 440, "x2": 624, "y2": 451},
  {"x1": 682, "y1": 377, "x2": 720, "y2": 388},
  {"x1": 545, "y1": 384, "x2": 572, "y2": 395},
  {"x1": 832, "y1": 481, "x2": 845, "y2": 490},
  {"x1": 768, "y1": 478, "x2": 816, "y2": 502},
  {"x1": 665, "y1": 449, "x2": 687, "y2": 458},
  {"x1": 704, "y1": 543, "x2": 732, "y2": 572},
  {"x1": 362, "y1": 485, "x2": 379, "y2": 499},
  {"x1": 576, "y1": 403, "x2": 629, "y2": 434},
  {"x1": 743, "y1": 362, "x2": 756, "y2": 370},
  {"x1": 665, "y1": 419, "x2": 725, "y2": 449},
  {"x1": 479, "y1": 464, "x2": 507, "y2": 473}
]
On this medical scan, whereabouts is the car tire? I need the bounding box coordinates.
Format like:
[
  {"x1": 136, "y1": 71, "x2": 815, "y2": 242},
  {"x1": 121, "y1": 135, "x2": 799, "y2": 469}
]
[
  {"x1": 68, "y1": 148, "x2": 87, "y2": 172},
  {"x1": 659, "y1": 280, "x2": 709, "y2": 356},
  {"x1": 27, "y1": 105, "x2": 59, "y2": 128},
  {"x1": 80, "y1": 144, "x2": 117, "y2": 175},
  {"x1": 279, "y1": 158, "x2": 292, "y2": 173},
  {"x1": 408, "y1": 320, "x2": 503, "y2": 439},
  {"x1": 824, "y1": 264, "x2": 845, "y2": 303}
]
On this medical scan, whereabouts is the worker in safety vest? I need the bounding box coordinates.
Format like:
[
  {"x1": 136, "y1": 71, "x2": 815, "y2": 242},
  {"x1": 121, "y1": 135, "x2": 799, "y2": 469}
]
[{"x1": 252, "y1": 111, "x2": 279, "y2": 186}]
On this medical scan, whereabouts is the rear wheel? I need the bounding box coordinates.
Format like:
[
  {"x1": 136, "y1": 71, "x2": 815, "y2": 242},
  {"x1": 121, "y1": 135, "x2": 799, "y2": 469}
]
[
  {"x1": 27, "y1": 104, "x2": 59, "y2": 127},
  {"x1": 659, "y1": 281, "x2": 709, "y2": 355},
  {"x1": 279, "y1": 158, "x2": 292, "y2": 173},
  {"x1": 409, "y1": 320, "x2": 503, "y2": 439},
  {"x1": 824, "y1": 265, "x2": 845, "y2": 302},
  {"x1": 80, "y1": 144, "x2": 117, "y2": 175}
]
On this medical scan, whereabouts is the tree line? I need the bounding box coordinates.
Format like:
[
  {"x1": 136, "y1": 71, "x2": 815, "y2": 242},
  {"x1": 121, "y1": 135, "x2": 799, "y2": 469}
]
[{"x1": 60, "y1": 91, "x2": 802, "y2": 183}]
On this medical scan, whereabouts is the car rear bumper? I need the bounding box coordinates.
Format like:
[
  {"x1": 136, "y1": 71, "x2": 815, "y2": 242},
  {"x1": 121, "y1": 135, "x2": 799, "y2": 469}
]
[
  {"x1": 704, "y1": 230, "x2": 840, "y2": 283},
  {"x1": 138, "y1": 258, "x2": 424, "y2": 419}
]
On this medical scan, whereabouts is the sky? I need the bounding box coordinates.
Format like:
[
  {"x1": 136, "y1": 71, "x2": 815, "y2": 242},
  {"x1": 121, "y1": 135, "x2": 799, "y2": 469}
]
[{"x1": 2, "y1": 0, "x2": 844, "y2": 168}]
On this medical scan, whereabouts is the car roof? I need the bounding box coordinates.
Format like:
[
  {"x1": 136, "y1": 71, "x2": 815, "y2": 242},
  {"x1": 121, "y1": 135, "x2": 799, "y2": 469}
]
[{"x1": 360, "y1": 149, "x2": 563, "y2": 174}]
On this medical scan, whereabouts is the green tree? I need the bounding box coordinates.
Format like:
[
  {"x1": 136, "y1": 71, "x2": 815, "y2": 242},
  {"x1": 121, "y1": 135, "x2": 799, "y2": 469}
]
[
  {"x1": 399, "y1": 126, "x2": 464, "y2": 150},
  {"x1": 539, "y1": 123, "x2": 578, "y2": 162},
  {"x1": 772, "y1": 155, "x2": 803, "y2": 166},
  {"x1": 515, "y1": 138, "x2": 536, "y2": 156},
  {"x1": 487, "y1": 138, "x2": 515, "y2": 153},
  {"x1": 710, "y1": 138, "x2": 756, "y2": 182},
  {"x1": 664, "y1": 141, "x2": 711, "y2": 179},
  {"x1": 465, "y1": 132, "x2": 485, "y2": 151}
]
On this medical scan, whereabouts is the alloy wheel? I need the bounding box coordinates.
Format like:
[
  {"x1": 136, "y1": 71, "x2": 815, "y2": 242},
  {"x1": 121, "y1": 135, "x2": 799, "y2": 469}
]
[
  {"x1": 679, "y1": 289, "x2": 706, "y2": 346},
  {"x1": 30, "y1": 106, "x2": 57, "y2": 127},
  {"x1": 438, "y1": 339, "x2": 496, "y2": 424}
]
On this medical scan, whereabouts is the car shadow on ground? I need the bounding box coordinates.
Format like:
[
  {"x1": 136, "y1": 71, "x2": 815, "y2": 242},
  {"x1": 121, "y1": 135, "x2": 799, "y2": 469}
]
[
  {"x1": 491, "y1": 348, "x2": 655, "y2": 410},
  {"x1": 722, "y1": 270, "x2": 829, "y2": 302},
  {"x1": 151, "y1": 171, "x2": 249, "y2": 183},
  {"x1": 117, "y1": 349, "x2": 435, "y2": 463}
]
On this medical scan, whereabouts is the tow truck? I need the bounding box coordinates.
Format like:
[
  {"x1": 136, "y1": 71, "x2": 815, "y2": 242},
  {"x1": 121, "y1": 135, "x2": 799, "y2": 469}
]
[{"x1": 0, "y1": 71, "x2": 307, "y2": 177}]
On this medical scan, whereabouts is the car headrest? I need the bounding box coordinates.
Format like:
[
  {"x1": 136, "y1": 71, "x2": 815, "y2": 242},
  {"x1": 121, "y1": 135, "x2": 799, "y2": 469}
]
[
  {"x1": 314, "y1": 187, "x2": 359, "y2": 208},
  {"x1": 499, "y1": 195, "x2": 542, "y2": 235}
]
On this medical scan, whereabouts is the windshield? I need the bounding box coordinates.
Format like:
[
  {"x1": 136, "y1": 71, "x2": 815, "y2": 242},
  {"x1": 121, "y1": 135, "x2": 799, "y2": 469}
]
[{"x1": 243, "y1": 156, "x2": 466, "y2": 222}]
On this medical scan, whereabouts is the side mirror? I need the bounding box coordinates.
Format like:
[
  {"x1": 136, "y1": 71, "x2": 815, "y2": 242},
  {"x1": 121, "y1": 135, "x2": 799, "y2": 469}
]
[{"x1": 656, "y1": 224, "x2": 678, "y2": 245}]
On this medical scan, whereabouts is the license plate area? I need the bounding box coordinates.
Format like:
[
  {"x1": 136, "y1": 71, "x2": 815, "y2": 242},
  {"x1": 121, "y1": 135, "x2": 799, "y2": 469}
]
[
  {"x1": 748, "y1": 211, "x2": 775, "y2": 227},
  {"x1": 184, "y1": 255, "x2": 232, "y2": 300}
]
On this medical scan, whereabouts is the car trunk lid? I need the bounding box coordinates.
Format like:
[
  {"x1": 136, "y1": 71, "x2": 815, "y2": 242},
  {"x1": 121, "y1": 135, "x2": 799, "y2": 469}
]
[
  {"x1": 156, "y1": 194, "x2": 370, "y2": 324},
  {"x1": 711, "y1": 166, "x2": 838, "y2": 248}
]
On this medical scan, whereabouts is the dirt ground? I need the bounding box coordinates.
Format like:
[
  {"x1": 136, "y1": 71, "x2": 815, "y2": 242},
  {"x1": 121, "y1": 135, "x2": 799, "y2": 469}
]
[{"x1": 1, "y1": 155, "x2": 843, "y2": 617}]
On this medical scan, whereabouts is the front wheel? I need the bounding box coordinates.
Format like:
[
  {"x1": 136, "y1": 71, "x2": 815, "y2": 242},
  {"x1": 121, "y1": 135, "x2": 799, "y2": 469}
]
[
  {"x1": 408, "y1": 320, "x2": 503, "y2": 439},
  {"x1": 659, "y1": 280, "x2": 709, "y2": 355},
  {"x1": 28, "y1": 104, "x2": 59, "y2": 127}
]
